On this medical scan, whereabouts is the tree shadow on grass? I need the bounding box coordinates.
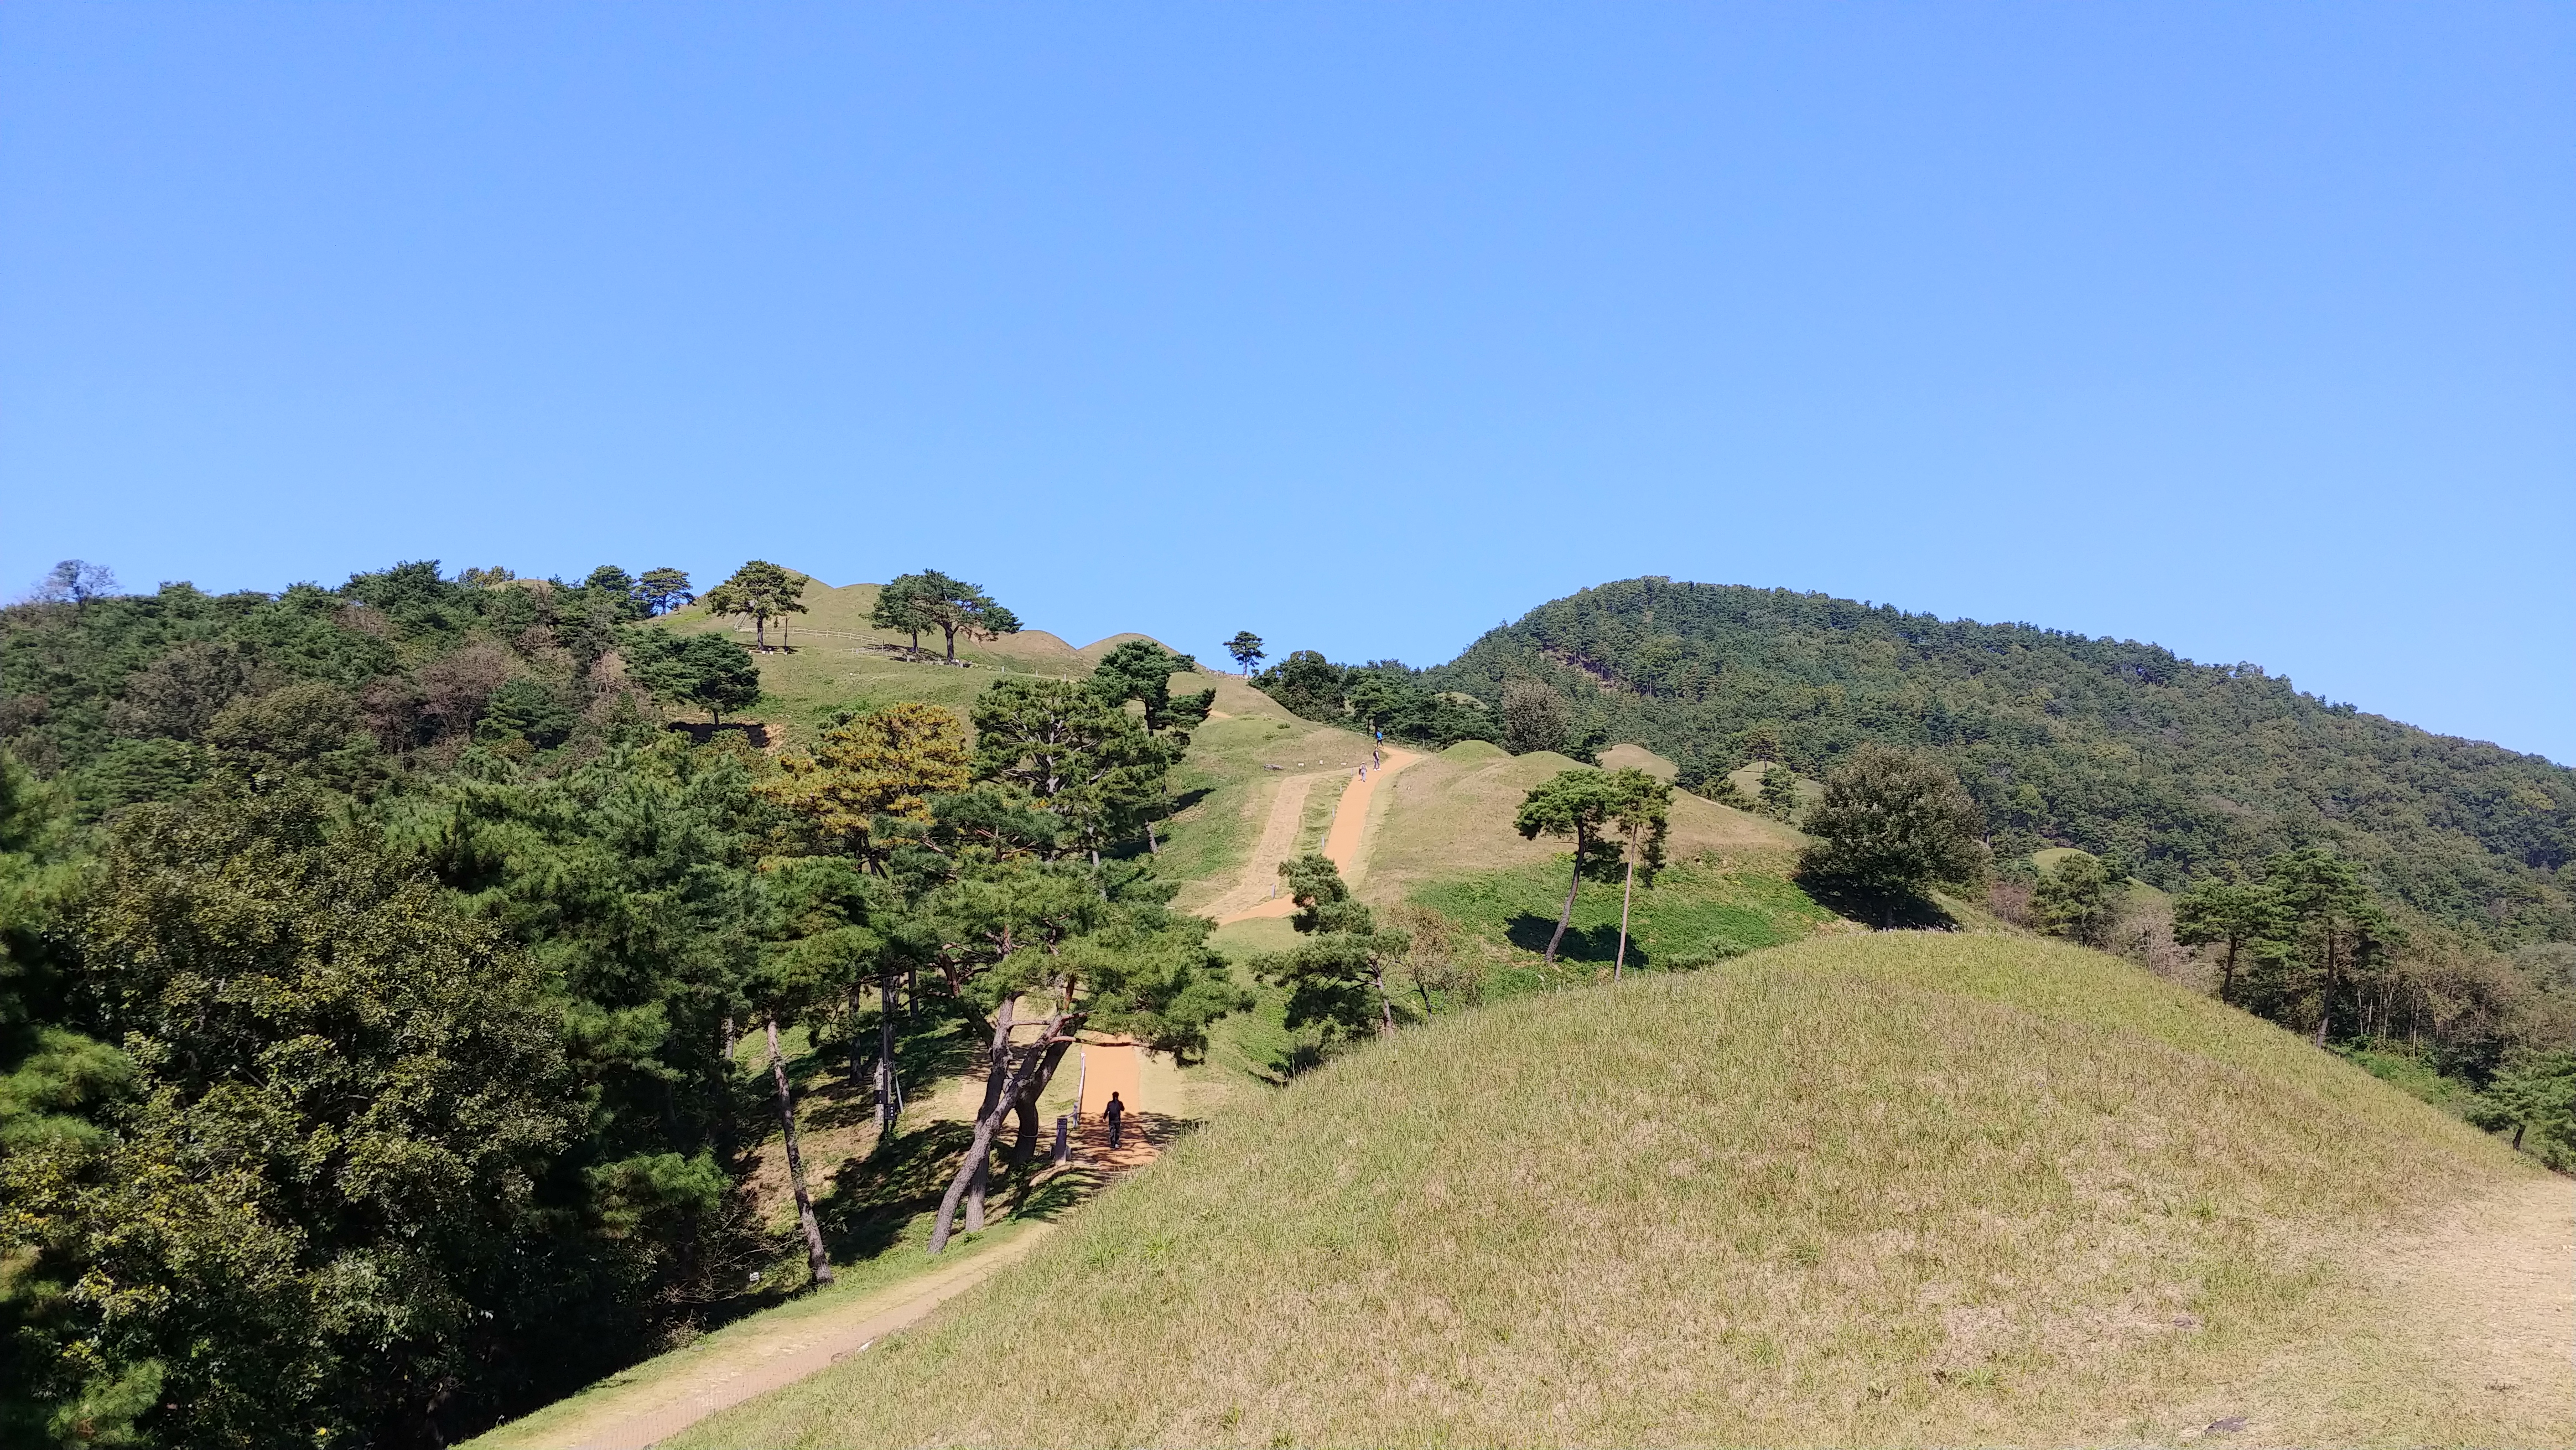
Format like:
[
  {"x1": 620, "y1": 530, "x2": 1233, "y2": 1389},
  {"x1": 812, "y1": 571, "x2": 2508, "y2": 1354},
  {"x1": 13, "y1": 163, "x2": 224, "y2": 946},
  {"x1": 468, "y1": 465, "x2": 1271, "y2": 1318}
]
[
  {"x1": 1014, "y1": 1166, "x2": 1108, "y2": 1222},
  {"x1": 1504, "y1": 913, "x2": 1653, "y2": 968},
  {"x1": 797, "y1": 1007, "x2": 981, "y2": 1132},
  {"x1": 817, "y1": 1118, "x2": 975, "y2": 1263},
  {"x1": 665, "y1": 721, "x2": 771, "y2": 748},
  {"x1": 1794, "y1": 873, "x2": 1959, "y2": 931}
]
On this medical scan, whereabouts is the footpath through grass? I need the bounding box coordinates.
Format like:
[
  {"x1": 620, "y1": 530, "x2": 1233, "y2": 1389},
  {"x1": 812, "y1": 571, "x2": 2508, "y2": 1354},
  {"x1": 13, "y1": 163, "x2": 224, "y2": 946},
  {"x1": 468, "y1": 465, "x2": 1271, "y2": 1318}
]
[{"x1": 459, "y1": 1218, "x2": 1045, "y2": 1450}]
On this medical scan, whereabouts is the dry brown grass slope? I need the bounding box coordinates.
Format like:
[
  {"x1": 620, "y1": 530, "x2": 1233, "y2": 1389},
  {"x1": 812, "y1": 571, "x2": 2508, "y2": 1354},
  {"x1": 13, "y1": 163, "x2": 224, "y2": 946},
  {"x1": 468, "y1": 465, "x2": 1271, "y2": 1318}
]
[{"x1": 672, "y1": 933, "x2": 2569, "y2": 1450}]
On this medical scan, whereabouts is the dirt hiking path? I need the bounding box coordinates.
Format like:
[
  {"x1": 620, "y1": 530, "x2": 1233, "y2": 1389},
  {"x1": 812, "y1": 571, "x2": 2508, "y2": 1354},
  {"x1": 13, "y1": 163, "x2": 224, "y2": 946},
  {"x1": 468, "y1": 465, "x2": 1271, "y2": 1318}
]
[
  {"x1": 2165, "y1": 1173, "x2": 2575, "y2": 1447},
  {"x1": 1216, "y1": 747, "x2": 1420, "y2": 924},
  {"x1": 494, "y1": 1228, "x2": 1051, "y2": 1450},
  {"x1": 2371, "y1": 1174, "x2": 2574, "y2": 1440}
]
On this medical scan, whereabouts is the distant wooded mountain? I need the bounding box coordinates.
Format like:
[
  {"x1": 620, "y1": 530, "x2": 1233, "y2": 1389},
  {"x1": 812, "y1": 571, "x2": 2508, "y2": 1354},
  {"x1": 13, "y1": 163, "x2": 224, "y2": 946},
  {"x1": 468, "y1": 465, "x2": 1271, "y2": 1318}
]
[{"x1": 1419, "y1": 578, "x2": 2573, "y2": 944}]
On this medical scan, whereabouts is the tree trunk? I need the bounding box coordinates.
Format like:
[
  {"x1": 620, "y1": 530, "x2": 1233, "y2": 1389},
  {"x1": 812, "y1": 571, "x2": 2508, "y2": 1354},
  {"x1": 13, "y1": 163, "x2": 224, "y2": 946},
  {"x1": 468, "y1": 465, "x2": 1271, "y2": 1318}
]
[
  {"x1": 872, "y1": 971, "x2": 902, "y2": 1137},
  {"x1": 755, "y1": 614, "x2": 768, "y2": 650},
  {"x1": 1145, "y1": 817, "x2": 1159, "y2": 855},
  {"x1": 943, "y1": 623, "x2": 959, "y2": 661},
  {"x1": 2513, "y1": 1122, "x2": 2526, "y2": 1151},
  {"x1": 1545, "y1": 850, "x2": 1581, "y2": 966},
  {"x1": 927, "y1": 1000, "x2": 1082, "y2": 1252},
  {"x1": 931, "y1": 1002, "x2": 1016, "y2": 1254},
  {"x1": 2219, "y1": 939, "x2": 2239, "y2": 1006},
  {"x1": 1006, "y1": 1032, "x2": 1077, "y2": 1177},
  {"x1": 1009, "y1": 1097, "x2": 1041, "y2": 1171},
  {"x1": 2313, "y1": 930, "x2": 2337, "y2": 1047},
  {"x1": 1614, "y1": 853, "x2": 1637, "y2": 981},
  {"x1": 765, "y1": 1018, "x2": 834, "y2": 1286},
  {"x1": 1370, "y1": 955, "x2": 1394, "y2": 1036},
  {"x1": 846, "y1": 982, "x2": 872, "y2": 1121}
]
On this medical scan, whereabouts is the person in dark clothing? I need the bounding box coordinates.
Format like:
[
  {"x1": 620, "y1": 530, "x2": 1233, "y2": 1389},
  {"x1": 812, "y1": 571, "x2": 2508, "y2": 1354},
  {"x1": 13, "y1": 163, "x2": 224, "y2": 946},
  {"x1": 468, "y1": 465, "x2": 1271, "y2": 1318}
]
[{"x1": 1104, "y1": 1090, "x2": 1126, "y2": 1149}]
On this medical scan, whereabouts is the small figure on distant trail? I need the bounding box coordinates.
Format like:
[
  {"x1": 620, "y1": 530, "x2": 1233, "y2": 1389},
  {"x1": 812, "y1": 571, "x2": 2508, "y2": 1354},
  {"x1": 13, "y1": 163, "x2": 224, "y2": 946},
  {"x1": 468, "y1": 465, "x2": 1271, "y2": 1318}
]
[
  {"x1": 1105, "y1": 1091, "x2": 1127, "y2": 1149},
  {"x1": 1372, "y1": 748, "x2": 1381, "y2": 767}
]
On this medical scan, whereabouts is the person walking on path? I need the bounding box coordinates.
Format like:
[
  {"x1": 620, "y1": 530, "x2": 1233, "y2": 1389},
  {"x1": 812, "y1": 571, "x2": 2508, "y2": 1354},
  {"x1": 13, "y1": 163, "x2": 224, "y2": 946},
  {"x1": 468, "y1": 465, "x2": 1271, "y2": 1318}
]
[{"x1": 1105, "y1": 1091, "x2": 1127, "y2": 1149}]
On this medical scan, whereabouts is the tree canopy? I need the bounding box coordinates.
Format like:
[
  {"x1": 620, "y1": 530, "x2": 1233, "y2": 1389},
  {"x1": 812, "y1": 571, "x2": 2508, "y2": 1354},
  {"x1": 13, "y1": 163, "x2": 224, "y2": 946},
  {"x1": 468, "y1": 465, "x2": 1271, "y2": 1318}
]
[
  {"x1": 622, "y1": 628, "x2": 762, "y2": 723},
  {"x1": 1252, "y1": 854, "x2": 1405, "y2": 1050},
  {"x1": 700, "y1": 560, "x2": 810, "y2": 652},
  {"x1": 1251, "y1": 652, "x2": 1493, "y2": 747},
  {"x1": 970, "y1": 675, "x2": 1179, "y2": 862},
  {"x1": 880, "y1": 569, "x2": 1019, "y2": 662},
  {"x1": 1089, "y1": 639, "x2": 1214, "y2": 737},
  {"x1": 1514, "y1": 769, "x2": 1642, "y2": 966},
  {"x1": 1798, "y1": 744, "x2": 1986, "y2": 905}
]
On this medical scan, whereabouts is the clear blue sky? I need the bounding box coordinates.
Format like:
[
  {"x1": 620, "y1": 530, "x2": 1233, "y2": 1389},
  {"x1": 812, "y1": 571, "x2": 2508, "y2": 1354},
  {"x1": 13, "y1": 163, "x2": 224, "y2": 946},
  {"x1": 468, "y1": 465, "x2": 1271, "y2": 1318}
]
[{"x1": 4, "y1": 4, "x2": 2569, "y2": 760}]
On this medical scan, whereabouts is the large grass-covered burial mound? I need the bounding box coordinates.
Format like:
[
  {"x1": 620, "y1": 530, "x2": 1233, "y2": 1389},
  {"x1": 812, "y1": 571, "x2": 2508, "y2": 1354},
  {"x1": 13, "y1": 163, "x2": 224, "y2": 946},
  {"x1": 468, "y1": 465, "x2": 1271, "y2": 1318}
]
[{"x1": 675, "y1": 934, "x2": 2564, "y2": 1448}]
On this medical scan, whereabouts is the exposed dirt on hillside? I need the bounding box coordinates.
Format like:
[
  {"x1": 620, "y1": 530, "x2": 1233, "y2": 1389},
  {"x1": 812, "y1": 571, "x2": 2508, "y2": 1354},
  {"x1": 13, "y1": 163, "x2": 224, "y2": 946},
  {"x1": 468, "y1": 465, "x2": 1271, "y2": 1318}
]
[
  {"x1": 1213, "y1": 747, "x2": 1420, "y2": 922},
  {"x1": 1199, "y1": 770, "x2": 1328, "y2": 922}
]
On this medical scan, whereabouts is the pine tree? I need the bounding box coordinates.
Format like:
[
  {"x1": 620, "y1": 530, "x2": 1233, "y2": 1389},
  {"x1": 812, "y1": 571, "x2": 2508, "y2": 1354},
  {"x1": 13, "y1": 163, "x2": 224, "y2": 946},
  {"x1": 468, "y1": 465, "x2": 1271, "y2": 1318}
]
[
  {"x1": 705, "y1": 561, "x2": 810, "y2": 651},
  {"x1": 1253, "y1": 854, "x2": 1405, "y2": 1043},
  {"x1": 636, "y1": 567, "x2": 694, "y2": 616},
  {"x1": 2172, "y1": 876, "x2": 2291, "y2": 1005},
  {"x1": 1514, "y1": 769, "x2": 1628, "y2": 966}
]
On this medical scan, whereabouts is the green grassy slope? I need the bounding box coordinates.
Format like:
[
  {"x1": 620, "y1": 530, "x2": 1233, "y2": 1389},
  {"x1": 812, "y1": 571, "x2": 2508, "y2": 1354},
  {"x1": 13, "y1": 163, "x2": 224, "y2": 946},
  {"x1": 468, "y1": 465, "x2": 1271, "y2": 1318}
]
[
  {"x1": 1414, "y1": 856, "x2": 1840, "y2": 980},
  {"x1": 674, "y1": 934, "x2": 2554, "y2": 1449},
  {"x1": 1359, "y1": 738, "x2": 1799, "y2": 903}
]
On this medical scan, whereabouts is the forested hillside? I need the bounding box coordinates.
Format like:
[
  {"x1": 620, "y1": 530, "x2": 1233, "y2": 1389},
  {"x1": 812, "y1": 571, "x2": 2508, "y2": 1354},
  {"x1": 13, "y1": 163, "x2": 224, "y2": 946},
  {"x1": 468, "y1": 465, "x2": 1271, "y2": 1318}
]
[
  {"x1": 1414, "y1": 578, "x2": 2574, "y2": 945},
  {"x1": 0, "y1": 561, "x2": 1233, "y2": 1447}
]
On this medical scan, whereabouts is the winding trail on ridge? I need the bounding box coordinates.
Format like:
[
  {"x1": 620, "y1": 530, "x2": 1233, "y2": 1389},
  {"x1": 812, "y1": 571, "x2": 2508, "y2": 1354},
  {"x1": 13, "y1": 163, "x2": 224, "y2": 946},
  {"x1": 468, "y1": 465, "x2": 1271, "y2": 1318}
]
[{"x1": 1213, "y1": 745, "x2": 1421, "y2": 924}]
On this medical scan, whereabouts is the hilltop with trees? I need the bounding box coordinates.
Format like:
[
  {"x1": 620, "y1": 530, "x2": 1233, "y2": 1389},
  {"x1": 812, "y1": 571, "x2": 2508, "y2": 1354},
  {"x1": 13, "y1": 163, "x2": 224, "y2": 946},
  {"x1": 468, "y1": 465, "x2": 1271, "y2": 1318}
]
[{"x1": 1413, "y1": 577, "x2": 2572, "y2": 946}]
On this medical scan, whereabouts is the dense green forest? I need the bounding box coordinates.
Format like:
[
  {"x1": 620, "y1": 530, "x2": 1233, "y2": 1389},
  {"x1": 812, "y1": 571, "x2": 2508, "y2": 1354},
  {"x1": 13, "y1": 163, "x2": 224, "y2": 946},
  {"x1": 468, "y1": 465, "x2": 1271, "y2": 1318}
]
[
  {"x1": 1395, "y1": 577, "x2": 2574, "y2": 945},
  {"x1": 0, "y1": 562, "x2": 1232, "y2": 1447}
]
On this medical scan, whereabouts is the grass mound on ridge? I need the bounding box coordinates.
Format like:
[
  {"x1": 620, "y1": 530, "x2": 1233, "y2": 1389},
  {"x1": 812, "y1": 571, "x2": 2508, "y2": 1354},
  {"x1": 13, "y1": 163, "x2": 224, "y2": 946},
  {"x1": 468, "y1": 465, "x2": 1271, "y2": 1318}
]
[
  {"x1": 678, "y1": 934, "x2": 2545, "y2": 1449},
  {"x1": 1412, "y1": 856, "x2": 1836, "y2": 978}
]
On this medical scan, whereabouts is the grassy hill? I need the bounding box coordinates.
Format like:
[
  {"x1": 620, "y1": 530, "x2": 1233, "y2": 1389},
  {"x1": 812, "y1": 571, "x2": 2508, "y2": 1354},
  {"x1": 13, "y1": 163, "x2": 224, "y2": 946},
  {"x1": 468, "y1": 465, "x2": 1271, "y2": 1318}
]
[
  {"x1": 655, "y1": 576, "x2": 1116, "y2": 738},
  {"x1": 674, "y1": 933, "x2": 2564, "y2": 1449}
]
